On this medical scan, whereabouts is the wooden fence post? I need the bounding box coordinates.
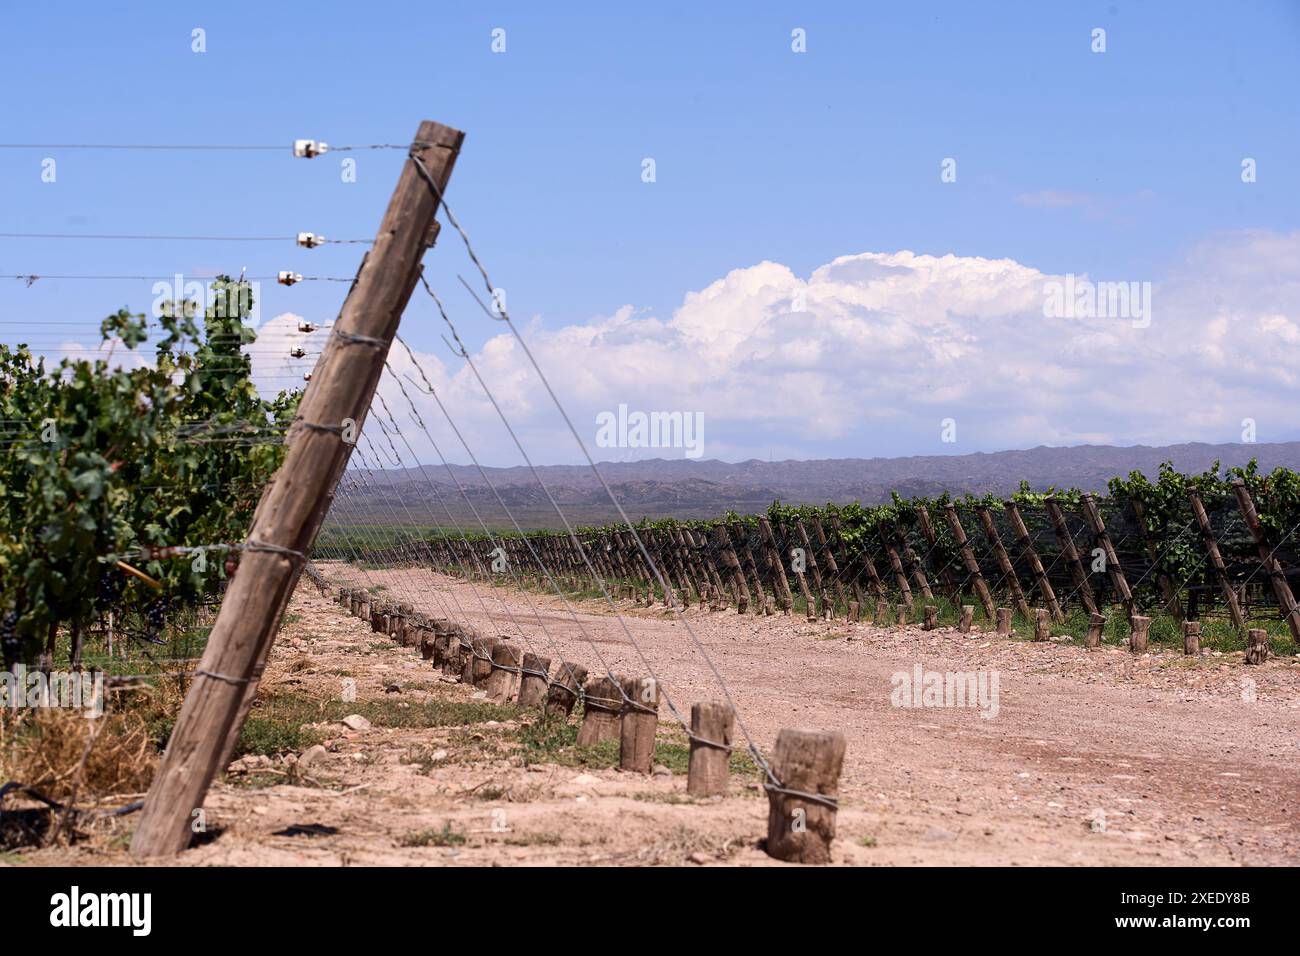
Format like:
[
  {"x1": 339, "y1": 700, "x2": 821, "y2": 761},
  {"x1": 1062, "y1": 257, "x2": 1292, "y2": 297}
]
[
  {"x1": 485, "y1": 641, "x2": 521, "y2": 703},
  {"x1": 1004, "y1": 502, "x2": 1064, "y2": 622},
  {"x1": 809, "y1": 516, "x2": 847, "y2": 614},
  {"x1": 1245, "y1": 628, "x2": 1270, "y2": 664},
  {"x1": 1182, "y1": 620, "x2": 1201, "y2": 656},
  {"x1": 1085, "y1": 612, "x2": 1106, "y2": 649},
  {"x1": 916, "y1": 505, "x2": 962, "y2": 609},
  {"x1": 996, "y1": 607, "x2": 1013, "y2": 635},
  {"x1": 1187, "y1": 489, "x2": 1245, "y2": 630},
  {"x1": 942, "y1": 504, "x2": 995, "y2": 620},
  {"x1": 576, "y1": 675, "x2": 628, "y2": 746},
  {"x1": 619, "y1": 678, "x2": 660, "y2": 773},
  {"x1": 1044, "y1": 497, "x2": 1098, "y2": 615},
  {"x1": 1129, "y1": 615, "x2": 1151, "y2": 653},
  {"x1": 958, "y1": 605, "x2": 974, "y2": 633},
  {"x1": 545, "y1": 662, "x2": 587, "y2": 719},
  {"x1": 131, "y1": 120, "x2": 464, "y2": 858},
  {"x1": 687, "y1": 702, "x2": 734, "y2": 797},
  {"x1": 1080, "y1": 493, "x2": 1136, "y2": 624},
  {"x1": 517, "y1": 653, "x2": 551, "y2": 708},
  {"x1": 764, "y1": 729, "x2": 845, "y2": 864},
  {"x1": 1230, "y1": 479, "x2": 1300, "y2": 643},
  {"x1": 1033, "y1": 607, "x2": 1050, "y2": 641},
  {"x1": 757, "y1": 517, "x2": 794, "y2": 612},
  {"x1": 975, "y1": 506, "x2": 1032, "y2": 621}
]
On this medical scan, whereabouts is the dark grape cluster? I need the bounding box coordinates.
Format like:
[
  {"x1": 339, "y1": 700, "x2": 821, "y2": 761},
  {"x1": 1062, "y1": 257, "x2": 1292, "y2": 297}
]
[
  {"x1": 146, "y1": 600, "x2": 166, "y2": 636},
  {"x1": 95, "y1": 566, "x2": 123, "y2": 611}
]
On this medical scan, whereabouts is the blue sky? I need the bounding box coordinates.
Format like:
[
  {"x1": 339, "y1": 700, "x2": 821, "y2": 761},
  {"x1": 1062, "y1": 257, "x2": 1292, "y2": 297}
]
[{"x1": 3, "y1": 2, "x2": 1299, "y2": 463}]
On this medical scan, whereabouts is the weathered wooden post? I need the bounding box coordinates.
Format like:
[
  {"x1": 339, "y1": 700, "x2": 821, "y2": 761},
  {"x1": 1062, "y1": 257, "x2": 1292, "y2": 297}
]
[
  {"x1": 1230, "y1": 479, "x2": 1300, "y2": 642},
  {"x1": 545, "y1": 662, "x2": 587, "y2": 719},
  {"x1": 687, "y1": 702, "x2": 734, "y2": 797},
  {"x1": 975, "y1": 506, "x2": 1032, "y2": 621},
  {"x1": 517, "y1": 653, "x2": 551, "y2": 708},
  {"x1": 1044, "y1": 496, "x2": 1098, "y2": 615},
  {"x1": 1004, "y1": 502, "x2": 1064, "y2": 622},
  {"x1": 922, "y1": 605, "x2": 938, "y2": 631},
  {"x1": 619, "y1": 677, "x2": 660, "y2": 773},
  {"x1": 1187, "y1": 489, "x2": 1245, "y2": 630},
  {"x1": 942, "y1": 504, "x2": 995, "y2": 620},
  {"x1": 1129, "y1": 615, "x2": 1152, "y2": 653},
  {"x1": 848, "y1": 601, "x2": 861, "y2": 623},
  {"x1": 958, "y1": 605, "x2": 974, "y2": 633},
  {"x1": 576, "y1": 674, "x2": 628, "y2": 745},
  {"x1": 1033, "y1": 608, "x2": 1050, "y2": 642},
  {"x1": 874, "y1": 599, "x2": 888, "y2": 623},
  {"x1": 1182, "y1": 620, "x2": 1201, "y2": 656},
  {"x1": 131, "y1": 119, "x2": 464, "y2": 858},
  {"x1": 895, "y1": 605, "x2": 908, "y2": 627},
  {"x1": 1085, "y1": 612, "x2": 1106, "y2": 649},
  {"x1": 996, "y1": 607, "x2": 1013, "y2": 635},
  {"x1": 1080, "y1": 493, "x2": 1135, "y2": 624},
  {"x1": 470, "y1": 636, "x2": 500, "y2": 687},
  {"x1": 485, "y1": 641, "x2": 521, "y2": 703},
  {"x1": 764, "y1": 729, "x2": 845, "y2": 864},
  {"x1": 1245, "y1": 628, "x2": 1270, "y2": 665}
]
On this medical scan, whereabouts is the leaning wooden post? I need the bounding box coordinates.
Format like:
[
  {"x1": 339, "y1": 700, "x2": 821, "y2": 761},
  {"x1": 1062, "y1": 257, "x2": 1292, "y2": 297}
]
[
  {"x1": 544, "y1": 662, "x2": 587, "y2": 719},
  {"x1": 687, "y1": 702, "x2": 734, "y2": 797},
  {"x1": 757, "y1": 517, "x2": 795, "y2": 612},
  {"x1": 809, "y1": 516, "x2": 847, "y2": 614},
  {"x1": 880, "y1": 526, "x2": 915, "y2": 609},
  {"x1": 712, "y1": 523, "x2": 751, "y2": 612},
  {"x1": 131, "y1": 120, "x2": 464, "y2": 858},
  {"x1": 942, "y1": 504, "x2": 995, "y2": 619},
  {"x1": 1004, "y1": 502, "x2": 1064, "y2": 622},
  {"x1": 764, "y1": 729, "x2": 846, "y2": 864},
  {"x1": 619, "y1": 678, "x2": 660, "y2": 773},
  {"x1": 1186, "y1": 489, "x2": 1245, "y2": 630},
  {"x1": 1044, "y1": 497, "x2": 1098, "y2": 615},
  {"x1": 916, "y1": 505, "x2": 962, "y2": 609},
  {"x1": 975, "y1": 506, "x2": 1032, "y2": 621},
  {"x1": 1230, "y1": 479, "x2": 1300, "y2": 643},
  {"x1": 1080, "y1": 493, "x2": 1136, "y2": 625}
]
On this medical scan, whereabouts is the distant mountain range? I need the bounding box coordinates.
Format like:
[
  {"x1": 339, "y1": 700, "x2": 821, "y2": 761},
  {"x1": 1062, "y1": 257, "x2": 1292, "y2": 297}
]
[{"x1": 336, "y1": 441, "x2": 1300, "y2": 530}]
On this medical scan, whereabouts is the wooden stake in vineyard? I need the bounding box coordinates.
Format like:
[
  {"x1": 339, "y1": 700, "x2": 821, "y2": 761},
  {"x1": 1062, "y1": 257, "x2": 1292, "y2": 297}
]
[{"x1": 130, "y1": 120, "x2": 464, "y2": 857}]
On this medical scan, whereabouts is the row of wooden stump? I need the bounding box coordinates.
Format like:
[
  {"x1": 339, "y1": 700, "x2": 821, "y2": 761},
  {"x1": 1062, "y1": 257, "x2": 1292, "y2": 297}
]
[{"x1": 333, "y1": 586, "x2": 847, "y2": 863}]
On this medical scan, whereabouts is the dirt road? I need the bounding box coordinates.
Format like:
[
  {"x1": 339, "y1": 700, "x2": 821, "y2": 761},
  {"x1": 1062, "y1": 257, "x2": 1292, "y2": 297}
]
[{"x1": 25, "y1": 565, "x2": 1299, "y2": 866}]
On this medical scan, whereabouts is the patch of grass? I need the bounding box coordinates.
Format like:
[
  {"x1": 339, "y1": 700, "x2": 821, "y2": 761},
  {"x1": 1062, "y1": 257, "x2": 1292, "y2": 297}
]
[
  {"x1": 400, "y1": 823, "x2": 465, "y2": 848},
  {"x1": 630, "y1": 791, "x2": 698, "y2": 805},
  {"x1": 227, "y1": 692, "x2": 516, "y2": 760},
  {"x1": 504, "y1": 831, "x2": 563, "y2": 847},
  {"x1": 857, "y1": 835, "x2": 878, "y2": 848}
]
